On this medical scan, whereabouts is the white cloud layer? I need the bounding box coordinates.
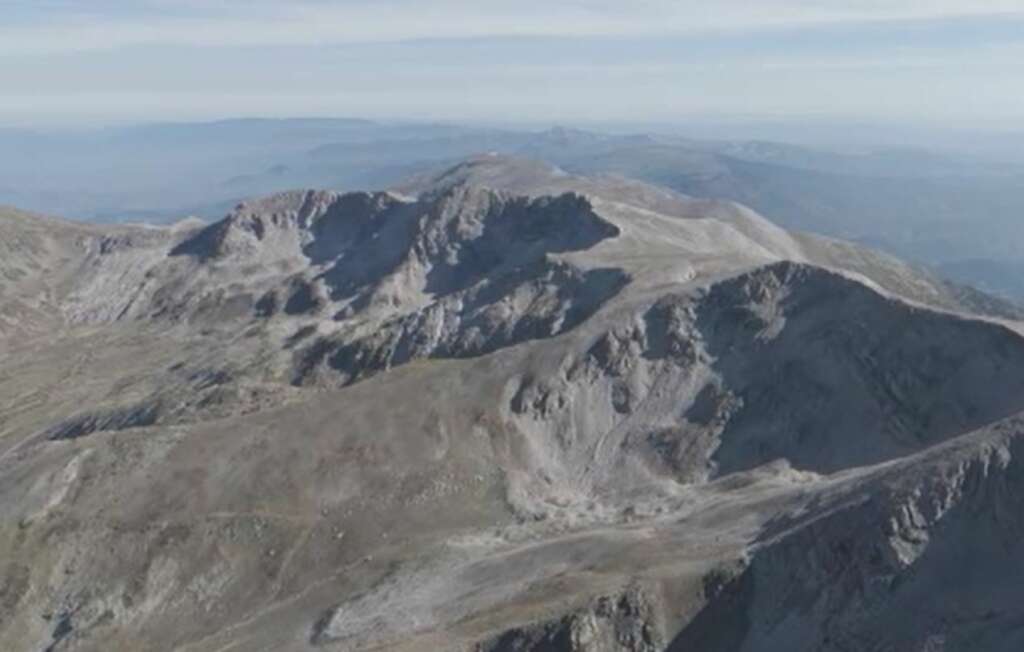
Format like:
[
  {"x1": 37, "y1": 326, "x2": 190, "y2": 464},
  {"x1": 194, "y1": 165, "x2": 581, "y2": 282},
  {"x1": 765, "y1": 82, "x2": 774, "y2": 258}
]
[
  {"x1": 3, "y1": 0, "x2": 1024, "y2": 55},
  {"x1": 2, "y1": 1, "x2": 1022, "y2": 126}
]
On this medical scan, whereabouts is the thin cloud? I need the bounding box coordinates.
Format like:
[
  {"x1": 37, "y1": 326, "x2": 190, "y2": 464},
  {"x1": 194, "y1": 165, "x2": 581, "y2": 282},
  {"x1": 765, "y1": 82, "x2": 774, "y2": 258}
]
[{"x1": 3, "y1": 1, "x2": 1024, "y2": 55}]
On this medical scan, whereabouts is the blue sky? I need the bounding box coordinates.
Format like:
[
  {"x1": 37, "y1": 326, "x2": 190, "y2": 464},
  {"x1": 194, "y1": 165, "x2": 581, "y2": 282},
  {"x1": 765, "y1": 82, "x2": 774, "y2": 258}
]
[{"x1": 3, "y1": 1, "x2": 1024, "y2": 128}]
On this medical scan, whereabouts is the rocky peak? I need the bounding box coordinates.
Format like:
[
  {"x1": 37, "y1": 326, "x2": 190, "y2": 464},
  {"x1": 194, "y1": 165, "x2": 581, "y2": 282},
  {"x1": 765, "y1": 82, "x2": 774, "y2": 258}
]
[{"x1": 169, "y1": 189, "x2": 403, "y2": 261}]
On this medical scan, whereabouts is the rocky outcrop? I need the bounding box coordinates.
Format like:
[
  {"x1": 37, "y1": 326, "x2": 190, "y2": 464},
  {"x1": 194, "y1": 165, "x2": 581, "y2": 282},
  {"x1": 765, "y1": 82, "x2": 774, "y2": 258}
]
[
  {"x1": 478, "y1": 588, "x2": 661, "y2": 652},
  {"x1": 669, "y1": 422, "x2": 1024, "y2": 652},
  {"x1": 293, "y1": 262, "x2": 627, "y2": 386},
  {"x1": 499, "y1": 261, "x2": 1024, "y2": 518}
]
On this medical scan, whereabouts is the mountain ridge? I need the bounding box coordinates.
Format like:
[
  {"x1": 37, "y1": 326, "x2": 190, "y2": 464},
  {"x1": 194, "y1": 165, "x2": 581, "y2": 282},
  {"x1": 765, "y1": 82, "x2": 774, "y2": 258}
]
[{"x1": 3, "y1": 157, "x2": 1024, "y2": 650}]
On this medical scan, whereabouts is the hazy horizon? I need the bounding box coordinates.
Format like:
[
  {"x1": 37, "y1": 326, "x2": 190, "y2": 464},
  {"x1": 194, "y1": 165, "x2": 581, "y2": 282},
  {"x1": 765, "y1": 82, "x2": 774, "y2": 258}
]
[{"x1": 5, "y1": 1, "x2": 1024, "y2": 130}]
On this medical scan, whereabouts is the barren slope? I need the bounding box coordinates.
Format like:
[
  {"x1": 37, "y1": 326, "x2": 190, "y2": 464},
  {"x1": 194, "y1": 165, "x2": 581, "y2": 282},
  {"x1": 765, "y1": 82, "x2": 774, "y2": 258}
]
[{"x1": 2, "y1": 158, "x2": 1024, "y2": 651}]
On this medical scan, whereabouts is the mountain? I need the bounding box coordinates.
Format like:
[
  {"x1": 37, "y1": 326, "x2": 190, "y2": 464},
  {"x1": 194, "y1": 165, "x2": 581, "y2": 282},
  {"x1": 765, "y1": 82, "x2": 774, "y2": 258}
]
[
  {"x1": 524, "y1": 135, "x2": 1024, "y2": 265},
  {"x1": 0, "y1": 119, "x2": 521, "y2": 223},
  {"x1": 6, "y1": 120, "x2": 1024, "y2": 305},
  {"x1": 3, "y1": 157, "x2": 1024, "y2": 651}
]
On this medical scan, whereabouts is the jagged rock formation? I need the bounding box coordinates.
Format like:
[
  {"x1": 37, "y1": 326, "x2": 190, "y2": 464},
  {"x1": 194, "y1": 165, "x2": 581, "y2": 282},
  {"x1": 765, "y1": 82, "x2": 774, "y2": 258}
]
[
  {"x1": 477, "y1": 588, "x2": 661, "y2": 652},
  {"x1": 667, "y1": 418, "x2": 1024, "y2": 652},
  {"x1": 3, "y1": 157, "x2": 1024, "y2": 651}
]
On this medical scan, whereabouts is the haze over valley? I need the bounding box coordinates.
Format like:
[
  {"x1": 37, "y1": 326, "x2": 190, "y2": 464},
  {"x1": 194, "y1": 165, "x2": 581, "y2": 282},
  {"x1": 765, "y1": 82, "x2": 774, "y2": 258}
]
[{"x1": 6, "y1": 119, "x2": 1024, "y2": 298}]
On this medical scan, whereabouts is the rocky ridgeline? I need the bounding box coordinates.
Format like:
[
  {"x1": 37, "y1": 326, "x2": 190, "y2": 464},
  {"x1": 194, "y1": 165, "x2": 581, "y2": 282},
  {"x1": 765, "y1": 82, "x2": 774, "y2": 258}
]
[{"x1": 61, "y1": 184, "x2": 627, "y2": 386}]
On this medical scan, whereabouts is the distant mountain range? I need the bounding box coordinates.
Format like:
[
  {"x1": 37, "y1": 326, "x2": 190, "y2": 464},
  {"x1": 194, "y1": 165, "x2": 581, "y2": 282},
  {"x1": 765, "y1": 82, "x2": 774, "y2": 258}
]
[{"x1": 4, "y1": 118, "x2": 1024, "y2": 298}]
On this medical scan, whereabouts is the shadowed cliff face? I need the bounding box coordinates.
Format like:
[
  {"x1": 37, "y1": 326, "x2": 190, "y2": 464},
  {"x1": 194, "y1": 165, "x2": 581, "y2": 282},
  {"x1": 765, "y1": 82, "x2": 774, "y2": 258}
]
[
  {"x1": 169, "y1": 185, "x2": 617, "y2": 304},
  {"x1": 494, "y1": 262, "x2": 1024, "y2": 526},
  {"x1": 279, "y1": 187, "x2": 628, "y2": 385},
  {"x1": 693, "y1": 262, "x2": 1024, "y2": 474},
  {"x1": 667, "y1": 421, "x2": 1024, "y2": 652},
  {"x1": 63, "y1": 183, "x2": 626, "y2": 389}
]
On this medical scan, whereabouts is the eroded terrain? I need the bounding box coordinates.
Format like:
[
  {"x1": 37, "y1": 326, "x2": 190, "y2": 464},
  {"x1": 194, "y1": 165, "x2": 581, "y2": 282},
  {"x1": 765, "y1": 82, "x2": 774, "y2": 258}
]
[{"x1": 3, "y1": 157, "x2": 1024, "y2": 651}]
